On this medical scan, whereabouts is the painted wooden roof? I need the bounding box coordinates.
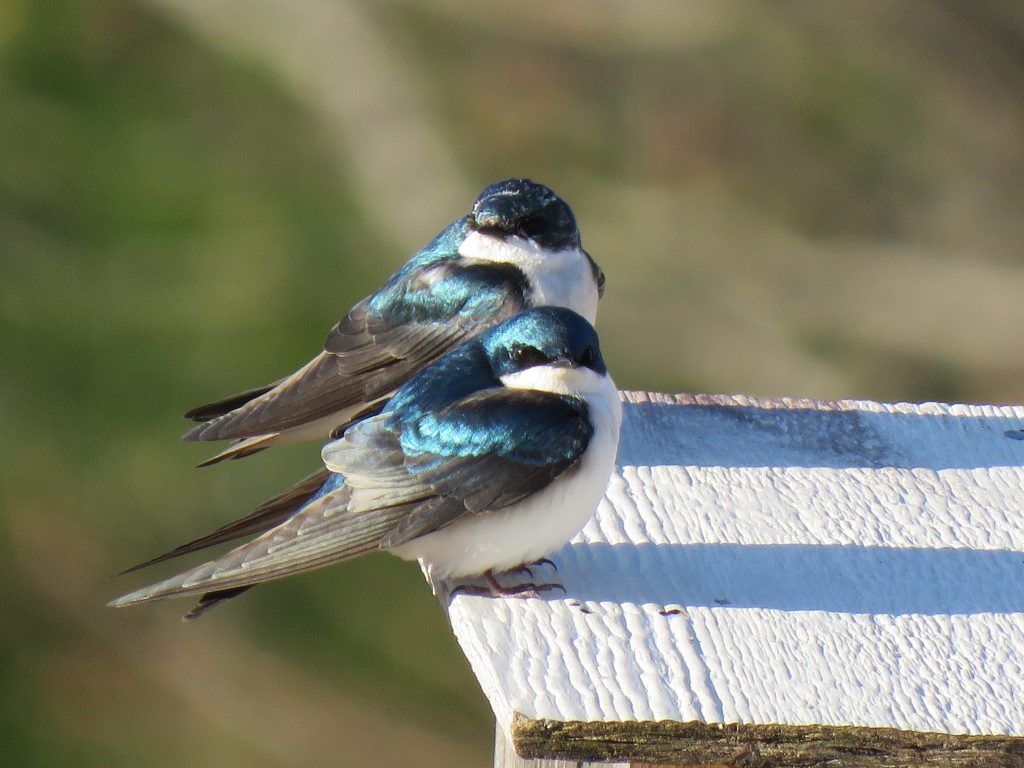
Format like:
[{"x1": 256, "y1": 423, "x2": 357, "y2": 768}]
[{"x1": 428, "y1": 392, "x2": 1024, "y2": 763}]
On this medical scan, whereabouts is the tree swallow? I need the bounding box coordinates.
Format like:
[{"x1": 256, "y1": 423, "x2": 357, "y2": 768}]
[
  {"x1": 184, "y1": 179, "x2": 605, "y2": 466},
  {"x1": 111, "y1": 307, "x2": 621, "y2": 619}
]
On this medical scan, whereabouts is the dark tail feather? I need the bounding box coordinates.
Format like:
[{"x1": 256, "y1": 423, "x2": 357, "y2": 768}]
[
  {"x1": 183, "y1": 586, "x2": 254, "y2": 620},
  {"x1": 184, "y1": 383, "x2": 279, "y2": 423},
  {"x1": 194, "y1": 437, "x2": 272, "y2": 467},
  {"x1": 119, "y1": 467, "x2": 333, "y2": 574}
]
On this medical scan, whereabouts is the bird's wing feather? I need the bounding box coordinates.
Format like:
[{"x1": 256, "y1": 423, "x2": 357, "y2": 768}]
[
  {"x1": 119, "y1": 467, "x2": 335, "y2": 573},
  {"x1": 109, "y1": 480, "x2": 414, "y2": 606},
  {"x1": 183, "y1": 261, "x2": 527, "y2": 442},
  {"x1": 184, "y1": 381, "x2": 283, "y2": 423},
  {"x1": 193, "y1": 433, "x2": 279, "y2": 467}
]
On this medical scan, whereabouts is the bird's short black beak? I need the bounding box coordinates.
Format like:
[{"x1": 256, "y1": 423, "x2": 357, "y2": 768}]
[{"x1": 474, "y1": 224, "x2": 508, "y2": 240}]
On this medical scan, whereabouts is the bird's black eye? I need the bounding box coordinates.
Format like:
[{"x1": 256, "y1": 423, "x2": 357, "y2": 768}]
[
  {"x1": 580, "y1": 346, "x2": 596, "y2": 368},
  {"x1": 515, "y1": 214, "x2": 548, "y2": 239},
  {"x1": 510, "y1": 344, "x2": 548, "y2": 369}
]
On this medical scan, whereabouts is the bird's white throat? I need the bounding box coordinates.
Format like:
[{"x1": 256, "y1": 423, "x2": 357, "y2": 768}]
[
  {"x1": 458, "y1": 231, "x2": 599, "y2": 323},
  {"x1": 499, "y1": 364, "x2": 614, "y2": 400}
]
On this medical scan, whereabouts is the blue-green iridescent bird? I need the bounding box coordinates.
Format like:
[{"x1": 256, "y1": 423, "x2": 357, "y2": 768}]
[{"x1": 124, "y1": 179, "x2": 605, "y2": 582}]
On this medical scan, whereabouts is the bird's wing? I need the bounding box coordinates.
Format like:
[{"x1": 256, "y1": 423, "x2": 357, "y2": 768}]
[
  {"x1": 326, "y1": 388, "x2": 594, "y2": 548},
  {"x1": 109, "y1": 477, "x2": 414, "y2": 607},
  {"x1": 183, "y1": 261, "x2": 527, "y2": 443},
  {"x1": 111, "y1": 390, "x2": 590, "y2": 609}
]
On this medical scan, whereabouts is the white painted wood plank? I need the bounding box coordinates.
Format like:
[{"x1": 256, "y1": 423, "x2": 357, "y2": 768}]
[{"x1": 431, "y1": 392, "x2": 1024, "y2": 747}]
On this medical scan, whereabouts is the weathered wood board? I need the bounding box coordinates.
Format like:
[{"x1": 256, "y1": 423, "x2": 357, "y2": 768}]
[{"x1": 428, "y1": 392, "x2": 1024, "y2": 766}]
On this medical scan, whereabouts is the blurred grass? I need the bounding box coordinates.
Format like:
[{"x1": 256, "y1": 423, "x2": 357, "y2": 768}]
[
  {"x1": 2, "y1": 0, "x2": 1023, "y2": 765},
  {"x1": 1, "y1": 1, "x2": 487, "y2": 765}
]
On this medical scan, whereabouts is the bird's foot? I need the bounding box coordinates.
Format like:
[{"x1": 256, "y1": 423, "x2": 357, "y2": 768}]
[{"x1": 449, "y1": 568, "x2": 564, "y2": 599}]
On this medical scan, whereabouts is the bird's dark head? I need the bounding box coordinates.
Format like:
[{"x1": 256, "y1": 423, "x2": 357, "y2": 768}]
[
  {"x1": 484, "y1": 307, "x2": 607, "y2": 380},
  {"x1": 469, "y1": 179, "x2": 582, "y2": 252}
]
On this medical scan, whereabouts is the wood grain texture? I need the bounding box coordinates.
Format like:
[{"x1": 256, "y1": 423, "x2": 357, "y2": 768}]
[
  {"x1": 512, "y1": 715, "x2": 1024, "y2": 766},
  {"x1": 494, "y1": 722, "x2": 579, "y2": 767},
  {"x1": 435, "y1": 392, "x2": 1024, "y2": 765}
]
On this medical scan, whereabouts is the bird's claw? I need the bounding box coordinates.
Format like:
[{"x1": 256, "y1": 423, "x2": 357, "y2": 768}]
[
  {"x1": 529, "y1": 557, "x2": 558, "y2": 572},
  {"x1": 503, "y1": 564, "x2": 535, "y2": 579},
  {"x1": 503, "y1": 558, "x2": 558, "y2": 579},
  {"x1": 499, "y1": 581, "x2": 565, "y2": 598},
  {"x1": 448, "y1": 566, "x2": 565, "y2": 599},
  {"x1": 450, "y1": 581, "x2": 565, "y2": 599}
]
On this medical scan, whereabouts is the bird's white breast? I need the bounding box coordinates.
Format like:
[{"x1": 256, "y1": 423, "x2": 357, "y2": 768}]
[
  {"x1": 389, "y1": 367, "x2": 621, "y2": 578},
  {"x1": 458, "y1": 231, "x2": 599, "y2": 323}
]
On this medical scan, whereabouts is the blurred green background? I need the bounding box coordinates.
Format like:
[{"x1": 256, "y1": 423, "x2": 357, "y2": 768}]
[{"x1": 3, "y1": 0, "x2": 1023, "y2": 765}]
